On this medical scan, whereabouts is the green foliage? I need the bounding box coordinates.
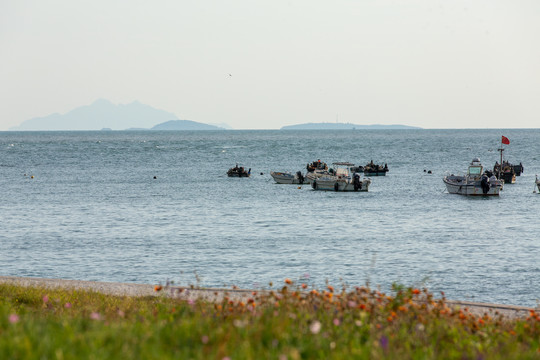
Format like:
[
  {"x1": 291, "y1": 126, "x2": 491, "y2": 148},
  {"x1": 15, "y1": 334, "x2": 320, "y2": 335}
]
[{"x1": 0, "y1": 282, "x2": 539, "y2": 359}]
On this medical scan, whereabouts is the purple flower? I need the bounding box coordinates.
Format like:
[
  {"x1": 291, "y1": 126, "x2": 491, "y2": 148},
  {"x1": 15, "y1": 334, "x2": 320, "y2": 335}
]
[{"x1": 379, "y1": 335, "x2": 389, "y2": 350}]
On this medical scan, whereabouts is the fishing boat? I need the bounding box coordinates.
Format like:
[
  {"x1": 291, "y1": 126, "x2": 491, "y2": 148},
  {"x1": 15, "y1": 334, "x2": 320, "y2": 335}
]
[
  {"x1": 311, "y1": 162, "x2": 371, "y2": 192},
  {"x1": 493, "y1": 161, "x2": 517, "y2": 184},
  {"x1": 227, "y1": 165, "x2": 251, "y2": 177},
  {"x1": 270, "y1": 171, "x2": 305, "y2": 184},
  {"x1": 363, "y1": 161, "x2": 389, "y2": 176},
  {"x1": 493, "y1": 135, "x2": 516, "y2": 184},
  {"x1": 443, "y1": 158, "x2": 503, "y2": 196}
]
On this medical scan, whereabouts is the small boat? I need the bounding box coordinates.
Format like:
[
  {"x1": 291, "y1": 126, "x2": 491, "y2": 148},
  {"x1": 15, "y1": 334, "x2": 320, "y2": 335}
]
[
  {"x1": 513, "y1": 163, "x2": 524, "y2": 176},
  {"x1": 270, "y1": 171, "x2": 305, "y2": 184},
  {"x1": 493, "y1": 161, "x2": 516, "y2": 184},
  {"x1": 305, "y1": 160, "x2": 331, "y2": 184},
  {"x1": 227, "y1": 165, "x2": 251, "y2": 177},
  {"x1": 536, "y1": 176, "x2": 540, "y2": 193},
  {"x1": 311, "y1": 162, "x2": 371, "y2": 192},
  {"x1": 363, "y1": 161, "x2": 388, "y2": 176},
  {"x1": 443, "y1": 158, "x2": 503, "y2": 196},
  {"x1": 306, "y1": 160, "x2": 328, "y2": 173}
]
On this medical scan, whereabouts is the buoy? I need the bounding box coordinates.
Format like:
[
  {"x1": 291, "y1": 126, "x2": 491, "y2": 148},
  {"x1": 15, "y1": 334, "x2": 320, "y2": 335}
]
[
  {"x1": 427, "y1": 170, "x2": 432, "y2": 174},
  {"x1": 260, "y1": 172, "x2": 263, "y2": 175},
  {"x1": 297, "y1": 186, "x2": 301, "y2": 189},
  {"x1": 153, "y1": 176, "x2": 157, "y2": 179},
  {"x1": 31, "y1": 175, "x2": 34, "y2": 179}
]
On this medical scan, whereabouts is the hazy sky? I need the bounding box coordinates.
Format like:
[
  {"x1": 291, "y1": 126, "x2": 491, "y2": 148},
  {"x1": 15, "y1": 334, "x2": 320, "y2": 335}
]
[{"x1": 1, "y1": 0, "x2": 539, "y2": 130}]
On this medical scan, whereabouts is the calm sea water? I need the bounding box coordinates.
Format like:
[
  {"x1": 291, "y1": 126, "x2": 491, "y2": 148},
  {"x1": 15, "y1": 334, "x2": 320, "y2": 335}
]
[{"x1": 1, "y1": 129, "x2": 539, "y2": 306}]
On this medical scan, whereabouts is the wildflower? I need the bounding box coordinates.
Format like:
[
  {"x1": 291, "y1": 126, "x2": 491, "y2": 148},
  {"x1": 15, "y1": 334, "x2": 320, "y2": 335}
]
[
  {"x1": 348, "y1": 301, "x2": 357, "y2": 308},
  {"x1": 309, "y1": 320, "x2": 322, "y2": 334},
  {"x1": 187, "y1": 299, "x2": 195, "y2": 305},
  {"x1": 42, "y1": 295, "x2": 49, "y2": 303},
  {"x1": 333, "y1": 318, "x2": 341, "y2": 326},
  {"x1": 330, "y1": 341, "x2": 336, "y2": 350},
  {"x1": 64, "y1": 302, "x2": 72, "y2": 309},
  {"x1": 154, "y1": 285, "x2": 162, "y2": 292},
  {"x1": 285, "y1": 278, "x2": 292, "y2": 285},
  {"x1": 301, "y1": 283, "x2": 308, "y2": 289},
  {"x1": 90, "y1": 312, "x2": 101, "y2": 320},
  {"x1": 201, "y1": 335, "x2": 209, "y2": 344},
  {"x1": 327, "y1": 285, "x2": 334, "y2": 293},
  {"x1": 9, "y1": 314, "x2": 19, "y2": 324},
  {"x1": 379, "y1": 335, "x2": 389, "y2": 350},
  {"x1": 412, "y1": 289, "x2": 420, "y2": 295}
]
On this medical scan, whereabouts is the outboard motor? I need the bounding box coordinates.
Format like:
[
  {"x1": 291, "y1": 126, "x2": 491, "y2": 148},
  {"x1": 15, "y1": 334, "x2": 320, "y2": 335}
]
[
  {"x1": 296, "y1": 171, "x2": 304, "y2": 184},
  {"x1": 353, "y1": 173, "x2": 362, "y2": 191},
  {"x1": 481, "y1": 174, "x2": 490, "y2": 194}
]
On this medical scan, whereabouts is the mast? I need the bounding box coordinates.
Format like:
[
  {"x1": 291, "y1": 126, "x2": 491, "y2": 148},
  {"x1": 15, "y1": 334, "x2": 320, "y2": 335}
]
[{"x1": 498, "y1": 145, "x2": 503, "y2": 179}]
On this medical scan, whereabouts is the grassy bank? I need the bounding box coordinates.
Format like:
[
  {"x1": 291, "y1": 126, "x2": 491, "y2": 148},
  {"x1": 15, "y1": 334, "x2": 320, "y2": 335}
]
[{"x1": 1, "y1": 281, "x2": 539, "y2": 359}]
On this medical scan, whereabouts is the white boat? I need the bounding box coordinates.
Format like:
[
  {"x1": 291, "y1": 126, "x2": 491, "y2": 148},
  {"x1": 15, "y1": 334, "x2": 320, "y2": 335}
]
[
  {"x1": 443, "y1": 158, "x2": 503, "y2": 196},
  {"x1": 311, "y1": 162, "x2": 371, "y2": 192},
  {"x1": 270, "y1": 171, "x2": 305, "y2": 184}
]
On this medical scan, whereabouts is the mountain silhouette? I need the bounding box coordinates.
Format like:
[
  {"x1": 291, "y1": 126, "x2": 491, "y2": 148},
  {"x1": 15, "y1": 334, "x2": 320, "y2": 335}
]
[{"x1": 10, "y1": 99, "x2": 179, "y2": 130}]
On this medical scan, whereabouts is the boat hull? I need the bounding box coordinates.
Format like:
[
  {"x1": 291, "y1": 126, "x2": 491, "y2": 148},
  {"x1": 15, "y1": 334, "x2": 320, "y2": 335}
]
[
  {"x1": 270, "y1": 171, "x2": 303, "y2": 184},
  {"x1": 443, "y1": 176, "x2": 501, "y2": 196},
  {"x1": 311, "y1": 178, "x2": 370, "y2": 192},
  {"x1": 502, "y1": 172, "x2": 516, "y2": 184}
]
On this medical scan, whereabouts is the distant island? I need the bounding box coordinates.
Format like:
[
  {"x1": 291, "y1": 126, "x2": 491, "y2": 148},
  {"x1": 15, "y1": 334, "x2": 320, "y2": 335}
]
[
  {"x1": 10, "y1": 99, "x2": 231, "y2": 131},
  {"x1": 280, "y1": 122, "x2": 421, "y2": 130},
  {"x1": 151, "y1": 120, "x2": 224, "y2": 130}
]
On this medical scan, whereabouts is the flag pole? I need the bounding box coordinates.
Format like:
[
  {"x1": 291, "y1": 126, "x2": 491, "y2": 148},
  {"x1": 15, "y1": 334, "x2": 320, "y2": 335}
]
[{"x1": 498, "y1": 138, "x2": 503, "y2": 179}]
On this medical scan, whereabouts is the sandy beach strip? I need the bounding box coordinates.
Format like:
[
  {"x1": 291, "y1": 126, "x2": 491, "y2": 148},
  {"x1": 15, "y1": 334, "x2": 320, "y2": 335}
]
[{"x1": 1, "y1": 276, "x2": 536, "y2": 319}]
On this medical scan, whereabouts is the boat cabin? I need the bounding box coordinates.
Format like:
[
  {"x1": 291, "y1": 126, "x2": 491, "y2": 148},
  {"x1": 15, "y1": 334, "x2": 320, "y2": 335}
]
[
  {"x1": 331, "y1": 162, "x2": 355, "y2": 179},
  {"x1": 467, "y1": 158, "x2": 483, "y2": 179}
]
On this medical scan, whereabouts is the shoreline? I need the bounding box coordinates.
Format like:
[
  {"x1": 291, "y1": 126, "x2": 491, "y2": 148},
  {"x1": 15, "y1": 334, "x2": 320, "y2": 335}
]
[{"x1": 1, "y1": 275, "x2": 536, "y2": 319}]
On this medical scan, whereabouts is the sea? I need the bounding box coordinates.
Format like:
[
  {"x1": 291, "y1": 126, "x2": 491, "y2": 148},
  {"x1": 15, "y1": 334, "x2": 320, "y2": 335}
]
[{"x1": 1, "y1": 129, "x2": 539, "y2": 307}]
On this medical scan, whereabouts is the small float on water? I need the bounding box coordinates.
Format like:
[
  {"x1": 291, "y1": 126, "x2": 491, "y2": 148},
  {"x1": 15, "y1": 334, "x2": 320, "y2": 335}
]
[
  {"x1": 363, "y1": 161, "x2": 388, "y2": 176},
  {"x1": 311, "y1": 162, "x2": 371, "y2": 192},
  {"x1": 227, "y1": 164, "x2": 251, "y2": 177},
  {"x1": 443, "y1": 158, "x2": 503, "y2": 196},
  {"x1": 270, "y1": 171, "x2": 305, "y2": 184}
]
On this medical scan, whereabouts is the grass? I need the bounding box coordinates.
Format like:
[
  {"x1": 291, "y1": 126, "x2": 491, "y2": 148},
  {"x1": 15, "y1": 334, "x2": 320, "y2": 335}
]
[{"x1": 1, "y1": 280, "x2": 539, "y2": 359}]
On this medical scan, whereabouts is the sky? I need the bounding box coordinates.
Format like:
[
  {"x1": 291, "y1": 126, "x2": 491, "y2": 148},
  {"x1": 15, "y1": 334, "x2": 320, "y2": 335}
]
[{"x1": 1, "y1": 0, "x2": 539, "y2": 130}]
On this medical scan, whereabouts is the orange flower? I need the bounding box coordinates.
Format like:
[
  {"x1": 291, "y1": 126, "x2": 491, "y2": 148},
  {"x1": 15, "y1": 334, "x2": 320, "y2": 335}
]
[
  {"x1": 154, "y1": 285, "x2": 162, "y2": 292},
  {"x1": 285, "y1": 278, "x2": 293, "y2": 285},
  {"x1": 327, "y1": 285, "x2": 334, "y2": 293},
  {"x1": 387, "y1": 316, "x2": 393, "y2": 323},
  {"x1": 301, "y1": 283, "x2": 308, "y2": 289},
  {"x1": 412, "y1": 289, "x2": 421, "y2": 295}
]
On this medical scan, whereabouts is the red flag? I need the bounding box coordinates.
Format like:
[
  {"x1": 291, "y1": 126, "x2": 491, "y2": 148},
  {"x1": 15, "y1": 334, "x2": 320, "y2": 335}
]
[{"x1": 501, "y1": 136, "x2": 510, "y2": 145}]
